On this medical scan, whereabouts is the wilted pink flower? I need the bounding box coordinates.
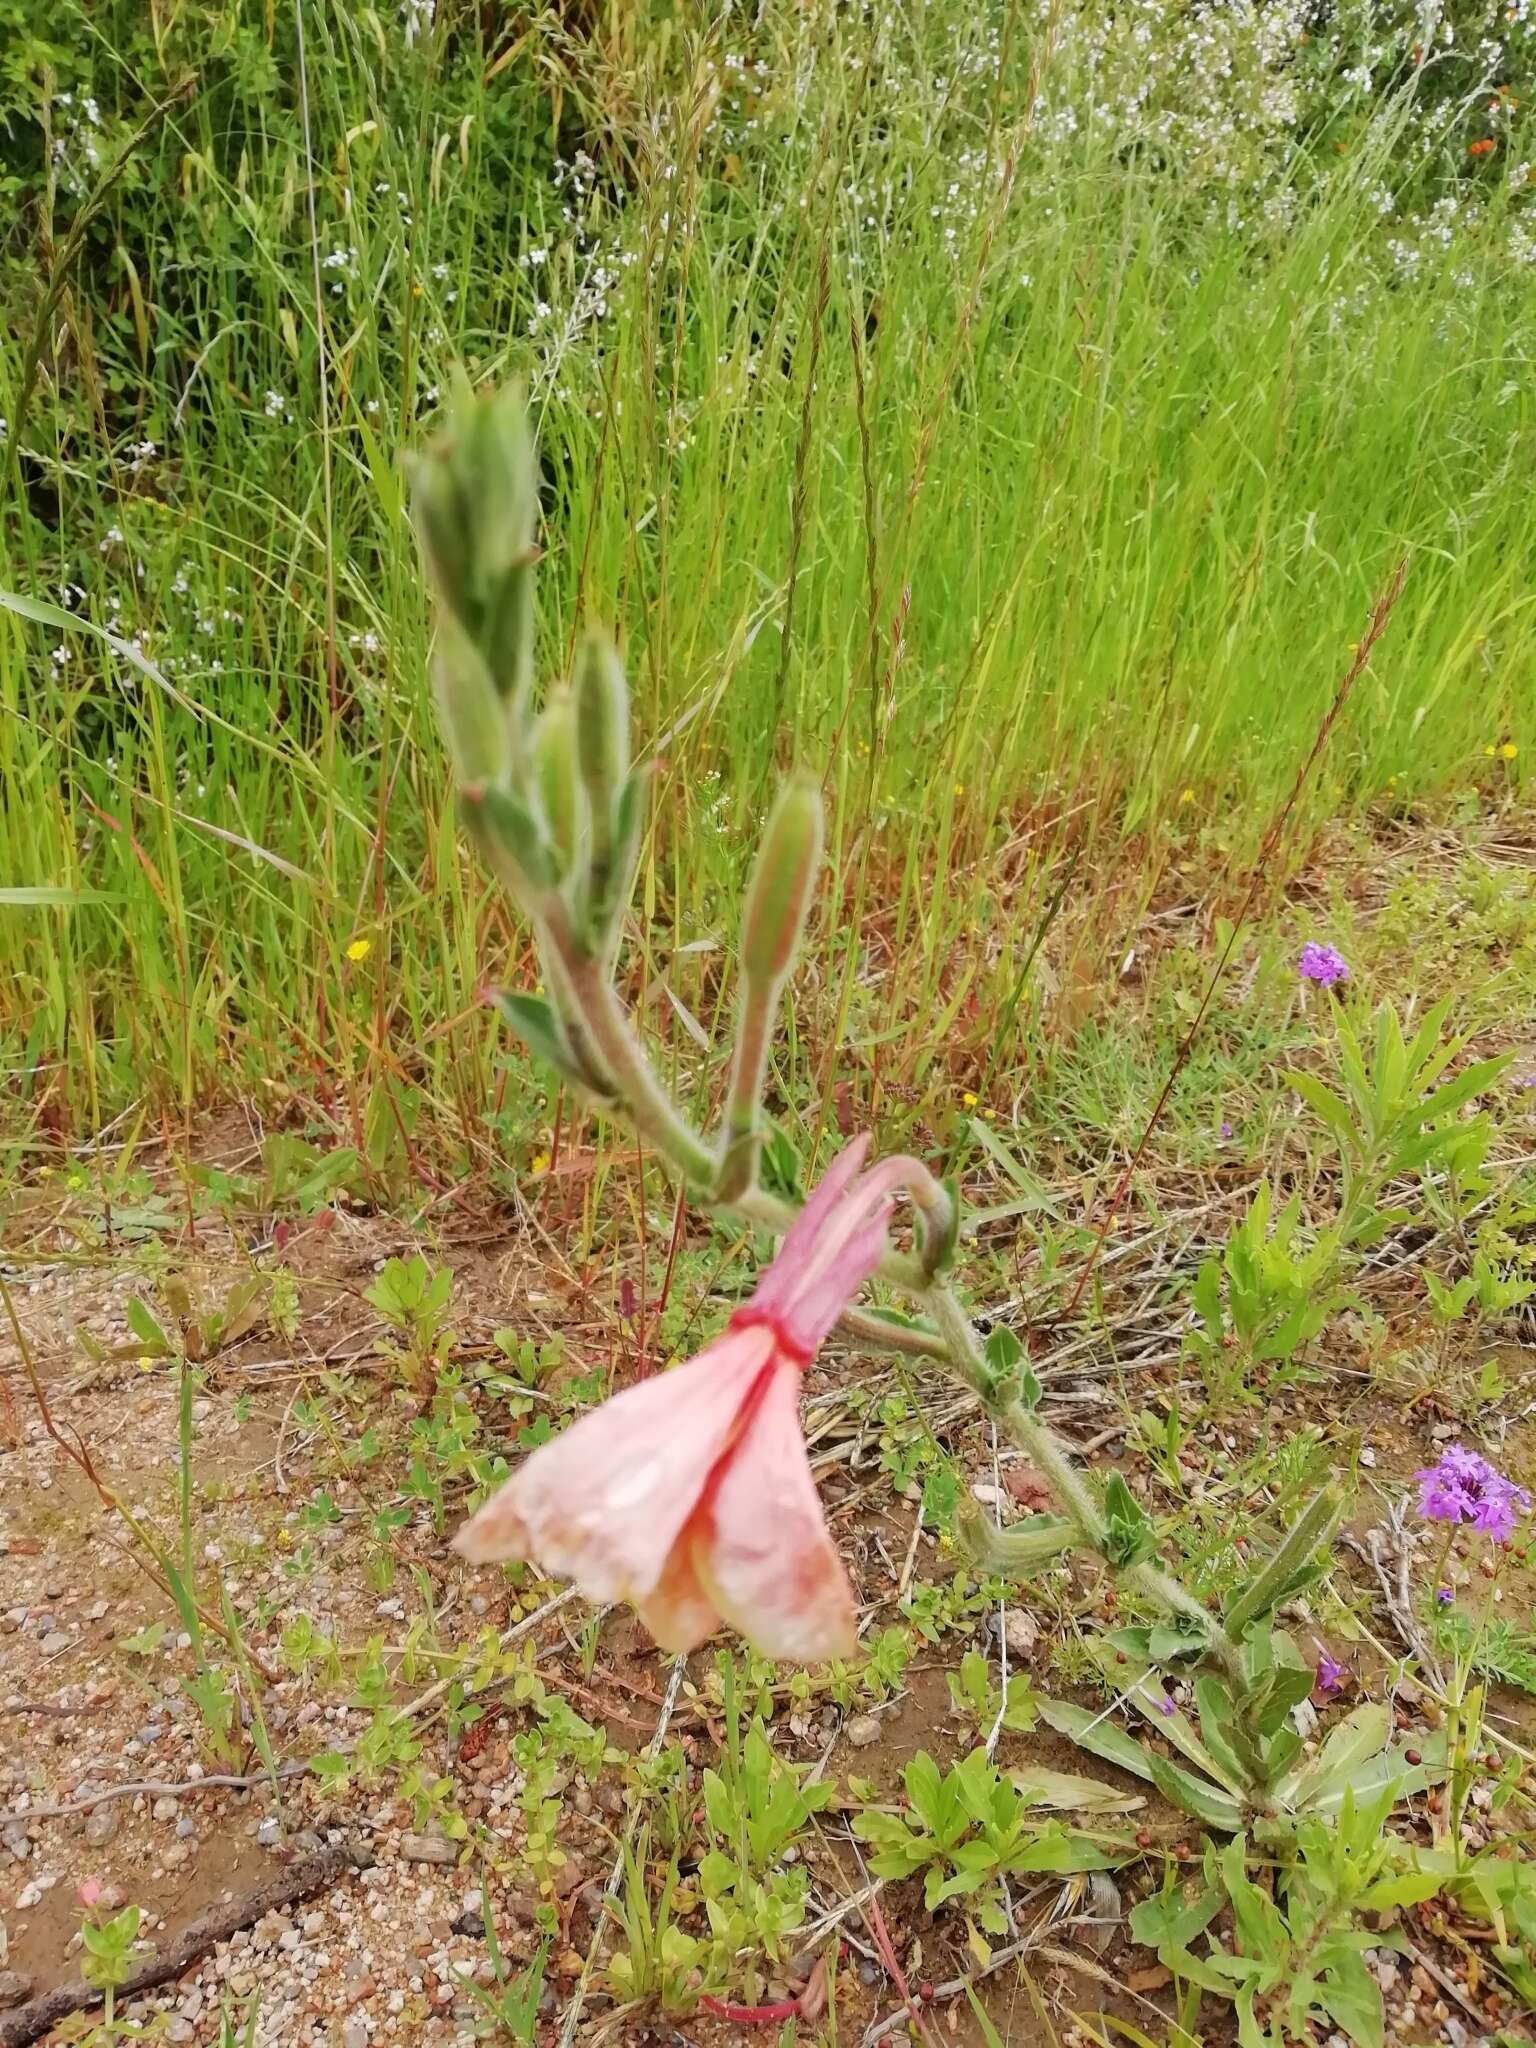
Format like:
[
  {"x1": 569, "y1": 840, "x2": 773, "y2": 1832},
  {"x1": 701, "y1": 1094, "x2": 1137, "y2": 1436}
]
[
  {"x1": 77, "y1": 1878, "x2": 104, "y2": 1909},
  {"x1": 454, "y1": 1140, "x2": 914, "y2": 1662},
  {"x1": 1298, "y1": 942, "x2": 1350, "y2": 988}
]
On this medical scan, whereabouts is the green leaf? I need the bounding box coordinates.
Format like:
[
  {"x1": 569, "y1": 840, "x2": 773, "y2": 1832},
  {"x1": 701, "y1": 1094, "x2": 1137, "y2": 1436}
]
[
  {"x1": 1130, "y1": 1882, "x2": 1223, "y2": 1951},
  {"x1": 1286, "y1": 1702, "x2": 1391, "y2": 1809},
  {"x1": 1284, "y1": 1070, "x2": 1360, "y2": 1156},
  {"x1": 1145, "y1": 1751, "x2": 1243, "y2": 1832},
  {"x1": 1316, "y1": 1943, "x2": 1385, "y2": 2048},
  {"x1": 126, "y1": 1295, "x2": 172, "y2": 1353},
  {"x1": 1037, "y1": 1698, "x2": 1154, "y2": 1783},
  {"x1": 1010, "y1": 1767, "x2": 1145, "y2": 1815}
]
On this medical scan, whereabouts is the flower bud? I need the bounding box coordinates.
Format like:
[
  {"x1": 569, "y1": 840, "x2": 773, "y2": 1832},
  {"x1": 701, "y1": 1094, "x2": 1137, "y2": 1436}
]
[
  {"x1": 431, "y1": 624, "x2": 508, "y2": 789},
  {"x1": 741, "y1": 772, "x2": 823, "y2": 990},
  {"x1": 410, "y1": 378, "x2": 537, "y2": 712},
  {"x1": 531, "y1": 689, "x2": 586, "y2": 877},
  {"x1": 574, "y1": 628, "x2": 630, "y2": 827}
]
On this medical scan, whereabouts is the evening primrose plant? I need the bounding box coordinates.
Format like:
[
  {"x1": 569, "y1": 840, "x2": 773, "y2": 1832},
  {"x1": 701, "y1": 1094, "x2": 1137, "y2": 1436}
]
[{"x1": 411, "y1": 382, "x2": 1400, "y2": 1819}]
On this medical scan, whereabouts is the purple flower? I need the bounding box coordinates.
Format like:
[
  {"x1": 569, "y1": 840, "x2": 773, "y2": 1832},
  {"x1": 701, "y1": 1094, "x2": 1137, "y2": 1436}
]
[
  {"x1": 1219, "y1": 1121, "x2": 1233, "y2": 1140},
  {"x1": 1435, "y1": 1586, "x2": 1455, "y2": 1605},
  {"x1": 1299, "y1": 942, "x2": 1350, "y2": 988},
  {"x1": 1414, "y1": 1443, "x2": 1530, "y2": 1545},
  {"x1": 1155, "y1": 1695, "x2": 1177, "y2": 1718},
  {"x1": 1315, "y1": 1654, "x2": 1346, "y2": 1697}
]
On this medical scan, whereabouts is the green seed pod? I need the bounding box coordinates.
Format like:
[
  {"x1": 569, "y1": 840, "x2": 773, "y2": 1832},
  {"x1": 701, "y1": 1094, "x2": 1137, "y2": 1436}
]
[
  {"x1": 531, "y1": 689, "x2": 586, "y2": 878},
  {"x1": 574, "y1": 628, "x2": 630, "y2": 827},
  {"x1": 431, "y1": 624, "x2": 508, "y2": 789},
  {"x1": 410, "y1": 378, "x2": 538, "y2": 714},
  {"x1": 741, "y1": 771, "x2": 823, "y2": 989}
]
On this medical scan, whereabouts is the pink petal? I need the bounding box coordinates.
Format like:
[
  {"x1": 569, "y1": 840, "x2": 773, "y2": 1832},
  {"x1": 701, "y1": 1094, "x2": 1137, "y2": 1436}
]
[
  {"x1": 698, "y1": 1361, "x2": 856, "y2": 1663},
  {"x1": 636, "y1": 1512, "x2": 720, "y2": 1653},
  {"x1": 751, "y1": 1138, "x2": 894, "y2": 1354},
  {"x1": 452, "y1": 1323, "x2": 775, "y2": 1607}
]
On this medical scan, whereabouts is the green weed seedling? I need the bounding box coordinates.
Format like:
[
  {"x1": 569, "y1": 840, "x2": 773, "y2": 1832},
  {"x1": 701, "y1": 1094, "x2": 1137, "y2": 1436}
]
[
  {"x1": 1289, "y1": 997, "x2": 1509, "y2": 1253},
  {"x1": 947, "y1": 1647, "x2": 1036, "y2": 1738},
  {"x1": 71, "y1": 1900, "x2": 151, "y2": 2042},
  {"x1": 852, "y1": 1748, "x2": 1129, "y2": 1937},
  {"x1": 1131, "y1": 1796, "x2": 1440, "y2": 2048},
  {"x1": 366, "y1": 1254, "x2": 455, "y2": 1390},
  {"x1": 1187, "y1": 1183, "x2": 1341, "y2": 1407},
  {"x1": 605, "y1": 1834, "x2": 707, "y2": 2013},
  {"x1": 456, "y1": 1911, "x2": 549, "y2": 2043}
]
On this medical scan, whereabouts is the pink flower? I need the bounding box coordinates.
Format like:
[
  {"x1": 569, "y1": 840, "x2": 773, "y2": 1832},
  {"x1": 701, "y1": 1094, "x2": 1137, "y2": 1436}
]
[
  {"x1": 454, "y1": 1140, "x2": 913, "y2": 1663},
  {"x1": 77, "y1": 1878, "x2": 104, "y2": 1909}
]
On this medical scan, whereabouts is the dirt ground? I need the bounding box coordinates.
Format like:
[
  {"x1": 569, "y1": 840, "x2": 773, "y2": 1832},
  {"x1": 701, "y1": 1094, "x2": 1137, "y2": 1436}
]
[{"x1": 2, "y1": 1160, "x2": 1534, "y2": 2047}]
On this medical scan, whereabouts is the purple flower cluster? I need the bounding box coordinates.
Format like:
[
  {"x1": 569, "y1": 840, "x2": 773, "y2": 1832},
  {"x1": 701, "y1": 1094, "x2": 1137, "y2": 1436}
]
[
  {"x1": 1415, "y1": 1443, "x2": 1531, "y2": 1544},
  {"x1": 1298, "y1": 942, "x2": 1350, "y2": 988}
]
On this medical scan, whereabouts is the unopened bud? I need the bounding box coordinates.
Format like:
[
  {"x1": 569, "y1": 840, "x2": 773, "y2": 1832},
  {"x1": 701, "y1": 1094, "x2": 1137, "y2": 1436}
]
[
  {"x1": 574, "y1": 629, "x2": 630, "y2": 825},
  {"x1": 741, "y1": 772, "x2": 822, "y2": 989},
  {"x1": 532, "y1": 690, "x2": 586, "y2": 877},
  {"x1": 432, "y1": 625, "x2": 508, "y2": 788},
  {"x1": 410, "y1": 378, "x2": 537, "y2": 711},
  {"x1": 461, "y1": 784, "x2": 554, "y2": 896}
]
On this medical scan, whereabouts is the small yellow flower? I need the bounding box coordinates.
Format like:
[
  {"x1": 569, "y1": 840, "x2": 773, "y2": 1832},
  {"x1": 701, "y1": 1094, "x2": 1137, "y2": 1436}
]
[
  {"x1": 983, "y1": 1108, "x2": 997, "y2": 1121},
  {"x1": 346, "y1": 937, "x2": 371, "y2": 962},
  {"x1": 1501, "y1": 741, "x2": 1518, "y2": 760},
  {"x1": 277, "y1": 1527, "x2": 293, "y2": 1549},
  {"x1": 1179, "y1": 787, "x2": 1195, "y2": 805},
  {"x1": 953, "y1": 782, "x2": 965, "y2": 797},
  {"x1": 137, "y1": 1355, "x2": 154, "y2": 1373},
  {"x1": 961, "y1": 1091, "x2": 978, "y2": 1108},
  {"x1": 1485, "y1": 744, "x2": 1497, "y2": 757},
  {"x1": 530, "y1": 1151, "x2": 551, "y2": 1176}
]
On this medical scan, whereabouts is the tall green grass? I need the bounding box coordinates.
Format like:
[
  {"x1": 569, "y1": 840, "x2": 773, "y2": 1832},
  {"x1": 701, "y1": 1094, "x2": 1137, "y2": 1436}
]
[{"x1": 2, "y1": 2, "x2": 1533, "y2": 1145}]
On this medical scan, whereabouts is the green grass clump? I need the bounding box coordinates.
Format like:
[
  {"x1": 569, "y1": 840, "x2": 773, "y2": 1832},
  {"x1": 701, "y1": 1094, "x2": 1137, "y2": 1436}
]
[{"x1": 2, "y1": 0, "x2": 1533, "y2": 1136}]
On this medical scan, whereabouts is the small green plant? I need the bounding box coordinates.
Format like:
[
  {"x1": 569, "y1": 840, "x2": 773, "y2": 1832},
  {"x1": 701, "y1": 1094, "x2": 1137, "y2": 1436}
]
[
  {"x1": 366, "y1": 1255, "x2": 455, "y2": 1388},
  {"x1": 1289, "y1": 998, "x2": 1509, "y2": 1251},
  {"x1": 946, "y1": 1647, "x2": 1036, "y2": 1737},
  {"x1": 77, "y1": 1901, "x2": 150, "y2": 2036},
  {"x1": 1425, "y1": 1247, "x2": 1534, "y2": 1326},
  {"x1": 456, "y1": 1909, "x2": 549, "y2": 2043},
  {"x1": 1187, "y1": 1184, "x2": 1339, "y2": 1405},
  {"x1": 1131, "y1": 1796, "x2": 1440, "y2": 2048},
  {"x1": 852, "y1": 1748, "x2": 1126, "y2": 1936},
  {"x1": 605, "y1": 1835, "x2": 708, "y2": 2013}
]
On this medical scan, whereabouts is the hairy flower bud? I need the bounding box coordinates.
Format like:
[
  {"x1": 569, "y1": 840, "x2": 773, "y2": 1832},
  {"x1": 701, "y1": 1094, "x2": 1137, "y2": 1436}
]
[
  {"x1": 431, "y1": 624, "x2": 508, "y2": 789},
  {"x1": 410, "y1": 378, "x2": 538, "y2": 715},
  {"x1": 740, "y1": 773, "x2": 823, "y2": 990},
  {"x1": 532, "y1": 689, "x2": 586, "y2": 877},
  {"x1": 574, "y1": 629, "x2": 630, "y2": 827}
]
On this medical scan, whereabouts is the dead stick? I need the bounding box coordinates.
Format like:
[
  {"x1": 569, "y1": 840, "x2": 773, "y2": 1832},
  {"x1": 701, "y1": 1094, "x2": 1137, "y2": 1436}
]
[{"x1": 0, "y1": 1842, "x2": 375, "y2": 2048}]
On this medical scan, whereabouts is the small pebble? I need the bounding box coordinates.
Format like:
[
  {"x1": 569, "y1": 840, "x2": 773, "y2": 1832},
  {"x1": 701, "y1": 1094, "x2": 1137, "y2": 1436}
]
[
  {"x1": 399, "y1": 1831, "x2": 456, "y2": 1865},
  {"x1": 84, "y1": 1807, "x2": 120, "y2": 1848},
  {"x1": 0, "y1": 1972, "x2": 35, "y2": 2011},
  {"x1": 152, "y1": 1795, "x2": 180, "y2": 1822},
  {"x1": 844, "y1": 1713, "x2": 882, "y2": 1748},
  {"x1": 39, "y1": 1631, "x2": 70, "y2": 1655}
]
